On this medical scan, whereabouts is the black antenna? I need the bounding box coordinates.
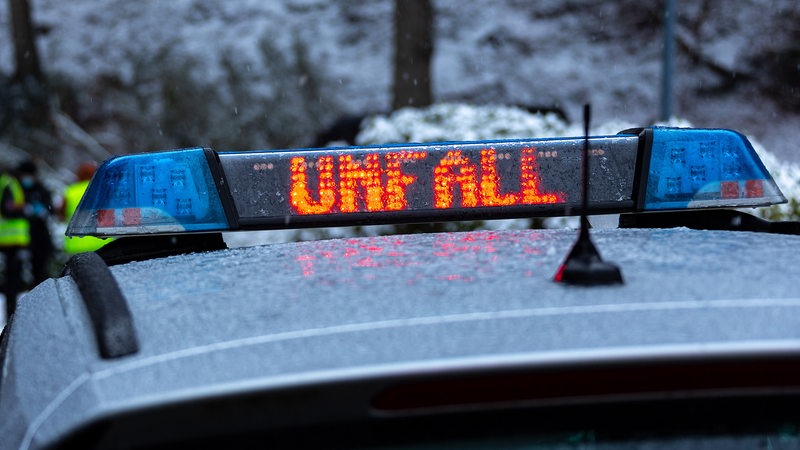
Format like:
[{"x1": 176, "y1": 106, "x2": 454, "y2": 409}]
[{"x1": 554, "y1": 104, "x2": 624, "y2": 285}]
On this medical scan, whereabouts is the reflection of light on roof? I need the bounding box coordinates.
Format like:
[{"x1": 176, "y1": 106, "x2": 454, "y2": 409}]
[{"x1": 293, "y1": 231, "x2": 553, "y2": 284}]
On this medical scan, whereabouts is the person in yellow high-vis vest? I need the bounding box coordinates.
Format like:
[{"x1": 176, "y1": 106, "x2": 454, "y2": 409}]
[
  {"x1": 1, "y1": 170, "x2": 31, "y2": 320},
  {"x1": 17, "y1": 160, "x2": 54, "y2": 286},
  {"x1": 61, "y1": 162, "x2": 111, "y2": 255}
]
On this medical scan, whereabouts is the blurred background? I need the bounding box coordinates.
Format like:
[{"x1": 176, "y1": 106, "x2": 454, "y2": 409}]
[{"x1": 2, "y1": 0, "x2": 799, "y2": 164}]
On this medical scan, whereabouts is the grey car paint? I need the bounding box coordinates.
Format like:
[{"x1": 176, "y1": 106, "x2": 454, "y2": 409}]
[{"x1": 2, "y1": 227, "x2": 800, "y2": 449}]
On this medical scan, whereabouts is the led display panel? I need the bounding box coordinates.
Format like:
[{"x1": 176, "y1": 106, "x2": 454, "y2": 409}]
[{"x1": 219, "y1": 136, "x2": 640, "y2": 229}]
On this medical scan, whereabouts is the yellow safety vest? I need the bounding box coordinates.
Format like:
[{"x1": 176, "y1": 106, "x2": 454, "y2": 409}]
[
  {"x1": 0, "y1": 174, "x2": 31, "y2": 247},
  {"x1": 63, "y1": 180, "x2": 112, "y2": 254}
]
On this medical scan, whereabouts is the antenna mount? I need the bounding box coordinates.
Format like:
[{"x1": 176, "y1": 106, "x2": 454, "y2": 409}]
[{"x1": 554, "y1": 104, "x2": 624, "y2": 285}]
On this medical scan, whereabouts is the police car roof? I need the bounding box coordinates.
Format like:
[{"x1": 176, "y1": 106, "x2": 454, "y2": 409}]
[
  {"x1": 3, "y1": 227, "x2": 800, "y2": 448},
  {"x1": 4, "y1": 125, "x2": 800, "y2": 448}
]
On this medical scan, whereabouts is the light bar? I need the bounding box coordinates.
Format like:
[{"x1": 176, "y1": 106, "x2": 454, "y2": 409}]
[{"x1": 66, "y1": 128, "x2": 785, "y2": 237}]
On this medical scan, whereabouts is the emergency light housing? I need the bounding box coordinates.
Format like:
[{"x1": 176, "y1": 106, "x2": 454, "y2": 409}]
[
  {"x1": 66, "y1": 127, "x2": 785, "y2": 237},
  {"x1": 643, "y1": 128, "x2": 783, "y2": 210}
]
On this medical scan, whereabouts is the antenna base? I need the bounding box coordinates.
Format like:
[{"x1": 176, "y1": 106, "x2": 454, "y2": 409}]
[{"x1": 554, "y1": 232, "x2": 624, "y2": 285}]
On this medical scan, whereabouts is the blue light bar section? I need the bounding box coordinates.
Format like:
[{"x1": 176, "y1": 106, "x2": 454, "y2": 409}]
[
  {"x1": 66, "y1": 148, "x2": 229, "y2": 236},
  {"x1": 643, "y1": 128, "x2": 785, "y2": 210}
]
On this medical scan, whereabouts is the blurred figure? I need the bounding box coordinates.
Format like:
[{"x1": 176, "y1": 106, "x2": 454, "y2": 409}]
[
  {"x1": 1, "y1": 166, "x2": 31, "y2": 320},
  {"x1": 16, "y1": 159, "x2": 54, "y2": 285},
  {"x1": 60, "y1": 162, "x2": 110, "y2": 254}
]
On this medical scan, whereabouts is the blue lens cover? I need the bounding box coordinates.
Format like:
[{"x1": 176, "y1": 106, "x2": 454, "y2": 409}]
[
  {"x1": 67, "y1": 148, "x2": 229, "y2": 236},
  {"x1": 643, "y1": 128, "x2": 785, "y2": 210}
]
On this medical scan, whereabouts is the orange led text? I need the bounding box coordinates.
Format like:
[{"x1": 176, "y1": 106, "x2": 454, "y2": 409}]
[{"x1": 289, "y1": 147, "x2": 565, "y2": 215}]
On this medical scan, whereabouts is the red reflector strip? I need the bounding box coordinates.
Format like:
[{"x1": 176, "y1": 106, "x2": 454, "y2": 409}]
[
  {"x1": 97, "y1": 209, "x2": 115, "y2": 228},
  {"x1": 720, "y1": 181, "x2": 739, "y2": 199},
  {"x1": 122, "y1": 208, "x2": 142, "y2": 226},
  {"x1": 97, "y1": 208, "x2": 143, "y2": 228},
  {"x1": 746, "y1": 179, "x2": 763, "y2": 198}
]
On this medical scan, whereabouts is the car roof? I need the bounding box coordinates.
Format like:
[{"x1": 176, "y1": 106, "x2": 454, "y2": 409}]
[
  {"x1": 5, "y1": 124, "x2": 800, "y2": 448},
  {"x1": 3, "y1": 226, "x2": 800, "y2": 449}
]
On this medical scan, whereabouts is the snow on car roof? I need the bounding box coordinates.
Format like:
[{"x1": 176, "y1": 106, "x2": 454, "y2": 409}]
[
  {"x1": 106, "y1": 227, "x2": 800, "y2": 356},
  {"x1": 5, "y1": 227, "x2": 800, "y2": 449},
  {"x1": 15, "y1": 228, "x2": 800, "y2": 375}
]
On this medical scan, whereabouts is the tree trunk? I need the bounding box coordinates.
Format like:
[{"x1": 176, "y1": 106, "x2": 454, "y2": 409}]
[
  {"x1": 6, "y1": 0, "x2": 50, "y2": 128},
  {"x1": 9, "y1": 0, "x2": 43, "y2": 83},
  {"x1": 392, "y1": 0, "x2": 433, "y2": 110}
]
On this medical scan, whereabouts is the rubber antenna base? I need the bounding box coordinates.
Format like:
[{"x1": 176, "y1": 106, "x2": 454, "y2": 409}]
[{"x1": 554, "y1": 230, "x2": 624, "y2": 285}]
